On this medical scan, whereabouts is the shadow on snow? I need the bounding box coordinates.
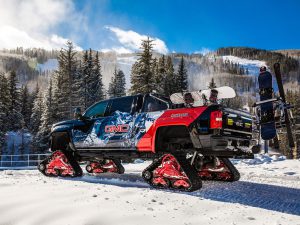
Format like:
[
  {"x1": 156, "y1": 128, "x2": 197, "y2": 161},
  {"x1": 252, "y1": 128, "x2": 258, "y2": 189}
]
[{"x1": 65, "y1": 172, "x2": 300, "y2": 216}]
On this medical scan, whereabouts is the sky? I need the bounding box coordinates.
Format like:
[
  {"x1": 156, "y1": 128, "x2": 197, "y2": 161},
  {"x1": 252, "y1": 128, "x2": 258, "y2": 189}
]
[{"x1": 0, "y1": 0, "x2": 299, "y2": 54}]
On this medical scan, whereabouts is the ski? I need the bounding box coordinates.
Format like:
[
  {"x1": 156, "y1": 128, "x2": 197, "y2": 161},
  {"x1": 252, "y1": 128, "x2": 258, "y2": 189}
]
[{"x1": 273, "y1": 63, "x2": 295, "y2": 149}]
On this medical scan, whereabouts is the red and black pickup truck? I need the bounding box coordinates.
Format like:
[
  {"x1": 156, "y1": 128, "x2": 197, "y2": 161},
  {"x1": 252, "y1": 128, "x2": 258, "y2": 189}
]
[{"x1": 38, "y1": 93, "x2": 259, "y2": 192}]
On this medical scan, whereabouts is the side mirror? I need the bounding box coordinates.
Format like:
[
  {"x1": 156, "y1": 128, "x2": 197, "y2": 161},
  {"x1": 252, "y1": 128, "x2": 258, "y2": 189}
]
[{"x1": 74, "y1": 107, "x2": 82, "y2": 120}]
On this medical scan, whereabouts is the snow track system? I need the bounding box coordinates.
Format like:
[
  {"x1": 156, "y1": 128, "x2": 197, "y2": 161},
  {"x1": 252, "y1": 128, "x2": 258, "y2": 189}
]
[
  {"x1": 38, "y1": 150, "x2": 83, "y2": 177},
  {"x1": 86, "y1": 159, "x2": 125, "y2": 174},
  {"x1": 38, "y1": 151, "x2": 240, "y2": 192},
  {"x1": 142, "y1": 153, "x2": 202, "y2": 192}
]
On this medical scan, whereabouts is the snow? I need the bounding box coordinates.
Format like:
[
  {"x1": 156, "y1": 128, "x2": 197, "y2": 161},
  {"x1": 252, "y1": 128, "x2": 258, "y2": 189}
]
[
  {"x1": 0, "y1": 155, "x2": 300, "y2": 225},
  {"x1": 221, "y1": 55, "x2": 266, "y2": 75},
  {"x1": 221, "y1": 55, "x2": 279, "y2": 92}
]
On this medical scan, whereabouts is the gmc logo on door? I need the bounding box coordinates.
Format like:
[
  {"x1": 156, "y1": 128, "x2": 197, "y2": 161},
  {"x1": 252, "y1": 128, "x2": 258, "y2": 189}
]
[{"x1": 105, "y1": 124, "x2": 130, "y2": 133}]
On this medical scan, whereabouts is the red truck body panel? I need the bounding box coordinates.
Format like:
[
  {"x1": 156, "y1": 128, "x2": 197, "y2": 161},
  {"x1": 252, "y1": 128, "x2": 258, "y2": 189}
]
[{"x1": 137, "y1": 106, "x2": 208, "y2": 152}]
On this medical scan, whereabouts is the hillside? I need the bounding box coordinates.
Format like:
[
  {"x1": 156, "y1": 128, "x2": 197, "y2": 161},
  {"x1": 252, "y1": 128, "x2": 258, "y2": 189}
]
[
  {"x1": 0, "y1": 47, "x2": 299, "y2": 100},
  {"x1": 274, "y1": 49, "x2": 300, "y2": 59}
]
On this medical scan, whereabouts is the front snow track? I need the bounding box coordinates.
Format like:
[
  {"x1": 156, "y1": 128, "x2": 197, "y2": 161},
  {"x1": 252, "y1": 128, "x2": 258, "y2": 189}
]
[{"x1": 38, "y1": 150, "x2": 83, "y2": 177}]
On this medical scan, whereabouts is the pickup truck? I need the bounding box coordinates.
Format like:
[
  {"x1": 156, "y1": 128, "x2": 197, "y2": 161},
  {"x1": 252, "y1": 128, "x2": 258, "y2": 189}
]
[{"x1": 38, "y1": 92, "x2": 259, "y2": 192}]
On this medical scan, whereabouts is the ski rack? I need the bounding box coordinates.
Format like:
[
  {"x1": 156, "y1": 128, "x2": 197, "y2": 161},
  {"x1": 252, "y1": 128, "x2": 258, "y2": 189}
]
[
  {"x1": 253, "y1": 97, "x2": 280, "y2": 107},
  {"x1": 254, "y1": 97, "x2": 285, "y2": 125}
]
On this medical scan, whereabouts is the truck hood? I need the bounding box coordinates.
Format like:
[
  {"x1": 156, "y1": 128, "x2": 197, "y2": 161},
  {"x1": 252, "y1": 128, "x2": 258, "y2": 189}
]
[{"x1": 52, "y1": 119, "x2": 87, "y2": 132}]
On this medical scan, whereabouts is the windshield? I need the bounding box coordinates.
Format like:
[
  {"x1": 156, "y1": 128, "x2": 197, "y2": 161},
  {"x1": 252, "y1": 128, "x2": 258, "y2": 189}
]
[{"x1": 83, "y1": 101, "x2": 108, "y2": 118}]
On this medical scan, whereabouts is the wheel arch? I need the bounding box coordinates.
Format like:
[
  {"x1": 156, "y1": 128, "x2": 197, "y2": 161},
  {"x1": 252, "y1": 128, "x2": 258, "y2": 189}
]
[
  {"x1": 50, "y1": 131, "x2": 71, "y2": 152},
  {"x1": 154, "y1": 125, "x2": 194, "y2": 153}
]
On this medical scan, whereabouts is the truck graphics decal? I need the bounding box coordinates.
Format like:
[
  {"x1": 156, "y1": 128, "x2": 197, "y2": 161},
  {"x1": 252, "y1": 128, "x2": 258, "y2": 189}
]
[
  {"x1": 105, "y1": 124, "x2": 130, "y2": 133},
  {"x1": 72, "y1": 110, "x2": 163, "y2": 149}
]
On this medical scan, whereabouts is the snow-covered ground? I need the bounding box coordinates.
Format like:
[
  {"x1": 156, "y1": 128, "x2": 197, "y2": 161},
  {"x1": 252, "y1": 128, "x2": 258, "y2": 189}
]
[
  {"x1": 0, "y1": 155, "x2": 300, "y2": 225},
  {"x1": 221, "y1": 55, "x2": 266, "y2": 75}
]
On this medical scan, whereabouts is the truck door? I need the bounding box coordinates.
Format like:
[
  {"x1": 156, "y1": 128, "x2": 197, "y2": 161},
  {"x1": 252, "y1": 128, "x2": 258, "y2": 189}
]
[{"x1": 82, "y1": 96, "x2": 137, "y2": 149}]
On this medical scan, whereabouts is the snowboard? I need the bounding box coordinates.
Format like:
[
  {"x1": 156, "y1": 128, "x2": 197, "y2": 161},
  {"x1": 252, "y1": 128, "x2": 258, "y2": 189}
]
[
  {"x1": 170, "y1": 86, "x2": 236, "y2": 105},
  {"x1": 201, "y1": 86, "x2": 236, "y2": 101},
  {"x1": 273, "y1": 63, "x2": 295, "y2": 148},
  {"x1": 258, "y1": 69, "x2": 276, "y2": 140}
]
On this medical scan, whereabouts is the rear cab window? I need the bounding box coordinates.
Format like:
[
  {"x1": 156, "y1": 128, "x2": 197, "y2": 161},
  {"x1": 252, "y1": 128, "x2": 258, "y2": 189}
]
[
  {"x1": 108, "y1": 96, "x2": 135, "y2": 115},
  {"x1": 142, "y1": 95, "x2": 168, "y2": 112}
]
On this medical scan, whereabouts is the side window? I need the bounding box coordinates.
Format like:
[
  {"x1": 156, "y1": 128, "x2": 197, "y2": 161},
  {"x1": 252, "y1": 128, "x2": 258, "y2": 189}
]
[
  {"x1": 108, "y1": 96, "x2": 134, "y2": 115},
  {"x1": 142, "y1": 96, "x2": 168, "y2": 112},
  {"x1": 83, "y1": 101, "x2": 109, "y2": 118}
]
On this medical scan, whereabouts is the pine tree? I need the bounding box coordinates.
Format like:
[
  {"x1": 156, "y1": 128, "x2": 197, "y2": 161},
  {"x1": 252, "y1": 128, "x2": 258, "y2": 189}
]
[
  {"x1": 54, "y1": 41, "x2": 78, "y2": 120},
  {"x1": 153, "y1": 55, "x2": 166, "y2": 94},
  {"x1": 176, "y1": 56, "x2": 188, "y2": 93},
  {"x1": 20, "y1": 85, "x2": 32, "y2": 129},
  {"x1": 30, "y1": 89, "x2": 43, "y2": 134},
  {"x1": 86, "y1": 48, "x2": 95, "y2": 107},
  {"x1": 80, "y1": 50, "x2": 89, "y2": 109},
  {"x1": 130, "y1": 37, "x2": 154, "y2": 94},
  {"x1": 152, "y1": 57, "x2": 158, "y2": 82},
  {"x1": 93, "y1": 51, "x2": 105, "y2": 102},
  {"x1": 164, "y1": 56, "x2": 175, "y2": 96},
  {"x1": 0, "y1": 99, "x2": 5, "y2": 147},
  {"x1": 7, "y1": 70, "x2": 24, "y2": 130},
  {"x1": 0, "y1": 72, "x2": 9, "y2": 147},
  {"x1": 36, "y1": 79, "x2": 56, "y2": 150},
  {"x1": 108, "y1": 68, "x2": 117, "y2": 98},
  {"x1": 115, "y1": 69, "x2": 126, "y2": 97},
  {"x1": 108, "y1": 68, "x2": 126, "y2": 98},
  {"x1": 73, "y1": 59, "x2": 85, "y2": 110}
]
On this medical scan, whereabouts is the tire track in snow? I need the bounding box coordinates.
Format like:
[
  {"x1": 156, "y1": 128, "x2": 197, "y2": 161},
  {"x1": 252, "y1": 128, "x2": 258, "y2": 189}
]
[{"x1": 197, "y1": 181, "x2": 300, "y2": 216}]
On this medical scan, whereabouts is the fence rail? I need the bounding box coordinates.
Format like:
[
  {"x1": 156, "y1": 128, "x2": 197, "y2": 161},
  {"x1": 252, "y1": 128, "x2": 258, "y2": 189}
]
[{"x1": 0, "y1": 154, "x2": 50, "y2": 168}]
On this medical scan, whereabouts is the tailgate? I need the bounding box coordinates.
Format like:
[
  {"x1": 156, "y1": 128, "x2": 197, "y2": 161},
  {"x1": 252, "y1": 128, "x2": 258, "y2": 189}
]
[{"x1": 222, "y1": 108, "x2": 252, "y2": 136}]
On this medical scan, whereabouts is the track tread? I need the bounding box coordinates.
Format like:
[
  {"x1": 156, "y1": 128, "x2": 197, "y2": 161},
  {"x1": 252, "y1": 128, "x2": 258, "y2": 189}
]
[
  {"x1": 221, "y1": 158, "x2": 240, "y2": 182},
  {"x1": 142, "y1": 152, "x2": 202, "y2": 192}
]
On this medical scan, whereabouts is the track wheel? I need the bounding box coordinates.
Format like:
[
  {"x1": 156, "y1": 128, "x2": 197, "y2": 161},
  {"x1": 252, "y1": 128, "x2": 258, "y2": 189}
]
[{"x1": 86, "y1": 159, "x2": 125, "y2": 174}]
